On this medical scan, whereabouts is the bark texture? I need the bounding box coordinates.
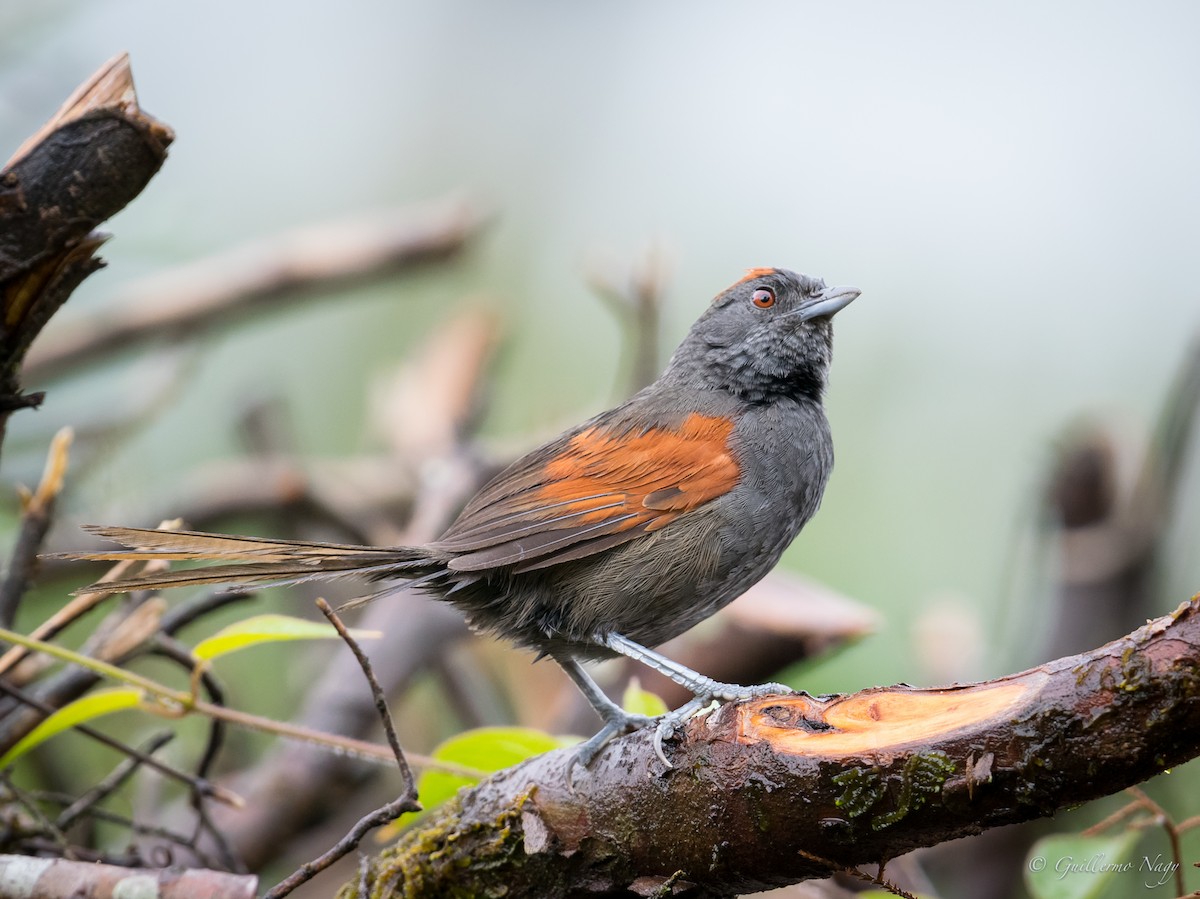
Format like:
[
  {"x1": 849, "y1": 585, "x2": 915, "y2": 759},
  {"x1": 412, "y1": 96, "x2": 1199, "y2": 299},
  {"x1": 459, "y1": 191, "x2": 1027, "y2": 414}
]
[
  {"x1": 0, "y1": 855, "x2": 256, "y2": 899},
  {"x1": 347, "y1": 595, "x2": 1200, "y2": 898}
]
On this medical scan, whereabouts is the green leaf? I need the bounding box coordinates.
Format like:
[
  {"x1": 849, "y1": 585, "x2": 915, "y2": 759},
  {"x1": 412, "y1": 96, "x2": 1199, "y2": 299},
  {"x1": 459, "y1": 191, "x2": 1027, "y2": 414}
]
[
  {"x1": 621, "y1": 678, "x2": 669, "y2": 717},
  {"x1": 1025, "y1": 831, "x2": 1141, "y2": 899},
  {"x1": 0, "y1": 687, "x2": 144, "y2": 768},
  {"x1": 192, "y1": 614, "x2": 381, "y2": 661},
  {"x1": 379, "y1": 727, "x2": 569, "y2": 840},
  {"x1": 419, "y1": 726, "x2": 566, "y2": 806}
]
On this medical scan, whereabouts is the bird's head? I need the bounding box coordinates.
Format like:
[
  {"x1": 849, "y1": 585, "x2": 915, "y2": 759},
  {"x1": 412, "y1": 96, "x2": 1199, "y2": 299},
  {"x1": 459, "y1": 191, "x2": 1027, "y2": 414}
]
[{"x1": 665, "y1": 267, "x2": 860, "y2": 402}]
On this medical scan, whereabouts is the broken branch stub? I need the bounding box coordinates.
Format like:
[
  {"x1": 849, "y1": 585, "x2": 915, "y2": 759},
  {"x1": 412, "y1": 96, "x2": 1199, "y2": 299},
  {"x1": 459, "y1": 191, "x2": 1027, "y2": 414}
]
[{"x1": 0, "y1": 53, "x2": 172, "y2": 432}]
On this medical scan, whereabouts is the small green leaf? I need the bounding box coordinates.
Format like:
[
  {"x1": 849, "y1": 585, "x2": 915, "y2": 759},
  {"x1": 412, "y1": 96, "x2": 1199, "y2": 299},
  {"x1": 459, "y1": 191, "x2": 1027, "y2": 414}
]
[
  {"x1": 1025, "y1": 831, "x2": 1141, "y2": 899},
  {"x1": 0, "y1": 687, "x2": 144, "y2": 768},
  {"x1": 379, "y1": 727, "x2": 569, "y2": 840},
  {"x1": 622, "y1": 678, "x2": 669, "y2": 718},
  {"x1": 192, "y1": 614, "x2": 381, "y2": 661},
  {"x1": 419, "y1": 726, "x2": 566, "y2": 807}
]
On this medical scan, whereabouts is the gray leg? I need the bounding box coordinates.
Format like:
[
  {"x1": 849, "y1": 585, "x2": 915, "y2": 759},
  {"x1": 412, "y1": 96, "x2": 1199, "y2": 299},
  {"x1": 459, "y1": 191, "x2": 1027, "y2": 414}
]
[
  {"x1": 602, "y1": 632, "x2": 792, "y2": 701},
  {"x1": 555, "y1": 656, "x2": 655, "y2": 768},
  {"x1": 601, "y1": 632, "x2": 794, "y2": 765}
]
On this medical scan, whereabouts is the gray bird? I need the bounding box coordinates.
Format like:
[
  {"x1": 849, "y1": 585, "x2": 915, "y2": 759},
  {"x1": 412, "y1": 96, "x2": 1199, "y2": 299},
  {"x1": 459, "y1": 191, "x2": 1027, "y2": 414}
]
[{"x1": 67, "y1": 267, "x2": 859, "y2": 765}]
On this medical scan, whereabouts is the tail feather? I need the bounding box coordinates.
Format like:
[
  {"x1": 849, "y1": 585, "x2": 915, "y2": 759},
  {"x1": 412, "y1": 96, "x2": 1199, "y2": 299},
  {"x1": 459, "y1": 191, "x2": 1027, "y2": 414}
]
[
  {"x1": 56, "y1": 525, "x2": 441, "y2": 596},
  {"x1": 75, "y1": 525, "x2": 397, "y2": 561}
]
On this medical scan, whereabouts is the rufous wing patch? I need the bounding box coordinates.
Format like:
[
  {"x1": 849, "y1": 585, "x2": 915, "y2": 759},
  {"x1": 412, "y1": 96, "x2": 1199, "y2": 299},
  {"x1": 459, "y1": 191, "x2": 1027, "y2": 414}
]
[
  {"x1": 440, "y1": 413, "x2": 740, "y2": 571},
  {"x1": 537, "y1": 412, "x2": 739, "y2": 531}
]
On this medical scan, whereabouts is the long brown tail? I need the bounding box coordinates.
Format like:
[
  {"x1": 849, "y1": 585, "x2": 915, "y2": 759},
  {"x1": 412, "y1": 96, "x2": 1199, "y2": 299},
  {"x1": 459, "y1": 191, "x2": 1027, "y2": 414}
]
[{"x1": 57, "y1": 525, "x2": 440, "y2": 595}]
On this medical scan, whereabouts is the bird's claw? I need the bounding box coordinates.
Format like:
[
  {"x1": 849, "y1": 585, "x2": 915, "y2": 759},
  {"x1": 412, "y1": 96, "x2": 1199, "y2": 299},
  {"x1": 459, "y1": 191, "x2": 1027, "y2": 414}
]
[
  {"x1": 652, "y1": 715, "x2": 686, "y2": 767},
  {"x1": 569, "y1": 682, "x2": 797, "y2": 779},
  {"x1": 648, "y1": 695, "x2": 714, "y2": 768},
  {"x1": 568, "y1": 710, "x2": 655, "y2": 782},
  {"x1": 649, "y1": 683, "x2": 795, "y2": 768}
]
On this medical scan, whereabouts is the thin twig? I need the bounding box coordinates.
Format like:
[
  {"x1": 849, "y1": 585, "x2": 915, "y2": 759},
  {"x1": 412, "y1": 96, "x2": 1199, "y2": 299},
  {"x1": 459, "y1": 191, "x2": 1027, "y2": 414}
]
[
  {"x1": 158, "y1": 589, "x2": 254, "y2": 636},
  {"x1": 175, "y1": 694, "x2": 473, "y2": 774},
  {"x1": 1125, "y1": 786, "x2": 1186, "y2": 898},
  {"x1": 147, "y1": 636, "x2": 243, "y2": 872},
  {"x1": 189, "y1": 791, "x2": 246, "y2": 875},
  {"x1": 794, "y1": 849, "x2": 917, "y2": 899},
  {"x1": 262, "y1": 795, "x2": 419, "y2": 899},
  {"x1": 0, "y1": 770, "x2": 76, "y2": 859},
  {"x1": 36, "y1": 786, "x2": 227, "y2": 867},
  {"x1": 0, "y1": 427, "x2": 72, "y2": 626},
  {"x1": 0, "y1": 678, "x2": 241, "y2": 806},
  {"x1": 54, "y1": 731, "x2": 173, "y2": 830},
  {"x1": 0, "y1": 557, "x2": 168, "y2": 679},
  {"x1": 1081, "y1": 796, "x2": 1150, "y2": 836},
  {"x1": 150, "y1": 637, "x2": 227, "y2": 783},
  {"x1": 315, "y1": 598, "x2": 416, "y2": 795},
  {"x1": 357, "y1": 854, "x2": 372, "y2": 898},
  {"x1": 262, "y1": 599, "x2": 422, "y2": 899}
]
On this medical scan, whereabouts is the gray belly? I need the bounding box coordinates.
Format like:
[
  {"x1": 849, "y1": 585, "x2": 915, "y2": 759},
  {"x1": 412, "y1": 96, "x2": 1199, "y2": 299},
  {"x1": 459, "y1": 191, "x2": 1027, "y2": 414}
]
[
  {"x1": 442, "y1": 397, "x2": 833, "y2": 660},
  {"x1": 444, "y1": 502, "x2": 788, "y2": 660}
]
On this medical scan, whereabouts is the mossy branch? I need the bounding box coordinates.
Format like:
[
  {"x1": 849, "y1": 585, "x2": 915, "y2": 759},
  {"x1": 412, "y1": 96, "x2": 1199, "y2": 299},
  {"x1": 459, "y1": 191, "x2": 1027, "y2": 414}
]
[{"x1": 349, "y1": 594, "x2": 1200, "y2": 898}]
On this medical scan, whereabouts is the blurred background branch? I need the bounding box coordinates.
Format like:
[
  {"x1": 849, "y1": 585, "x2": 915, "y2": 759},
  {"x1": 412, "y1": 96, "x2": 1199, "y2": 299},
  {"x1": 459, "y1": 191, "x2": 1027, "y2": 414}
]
[{"x1": 23, "y1": 196, "x2": 487, "y2": 383}]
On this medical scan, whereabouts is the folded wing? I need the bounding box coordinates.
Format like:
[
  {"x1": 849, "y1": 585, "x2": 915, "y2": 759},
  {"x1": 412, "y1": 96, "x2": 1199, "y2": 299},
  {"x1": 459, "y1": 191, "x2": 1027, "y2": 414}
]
[{"x1": 434, "y1": 412, "x2": 740, "y2": 573}]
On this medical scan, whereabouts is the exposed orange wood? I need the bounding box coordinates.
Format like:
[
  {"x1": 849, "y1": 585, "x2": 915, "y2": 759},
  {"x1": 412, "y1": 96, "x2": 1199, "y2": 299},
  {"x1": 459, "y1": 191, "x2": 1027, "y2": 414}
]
[{"x1": 738, "y1": 674, "x2": 1047, "y2": 756}]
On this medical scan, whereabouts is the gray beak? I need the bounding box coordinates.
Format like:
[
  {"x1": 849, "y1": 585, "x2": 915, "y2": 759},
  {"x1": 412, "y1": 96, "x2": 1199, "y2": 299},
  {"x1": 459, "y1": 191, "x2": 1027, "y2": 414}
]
[{"x1": 792, "y1": 285, "x2": 861, "y2": 322}]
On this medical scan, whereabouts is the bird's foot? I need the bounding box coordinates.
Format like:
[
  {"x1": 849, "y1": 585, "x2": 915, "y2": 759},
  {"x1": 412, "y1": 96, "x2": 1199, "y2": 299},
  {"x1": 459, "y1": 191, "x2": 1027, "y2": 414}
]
[
  {"x1": 570, "y1": 682, "x2": 796, "y2": 779},
  {"x1": 650, "y1": 681, "x2": 796, "y2": 768},
  {"x1": 569, "y1": 708, "x2": 656, "y2": 775},
  {"x1": 650, "y1": 696, "x2": 711, "y2": 766},
  {"x1": 560, "y1": 639, "x2": 798, "y2": 776}
]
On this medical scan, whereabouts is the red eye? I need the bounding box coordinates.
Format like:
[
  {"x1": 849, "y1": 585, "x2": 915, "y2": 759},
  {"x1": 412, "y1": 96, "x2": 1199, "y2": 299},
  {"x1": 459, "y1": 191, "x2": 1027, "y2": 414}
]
[{"x1": 752, "y1": 287, "x2": 775, "y2": 308}]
